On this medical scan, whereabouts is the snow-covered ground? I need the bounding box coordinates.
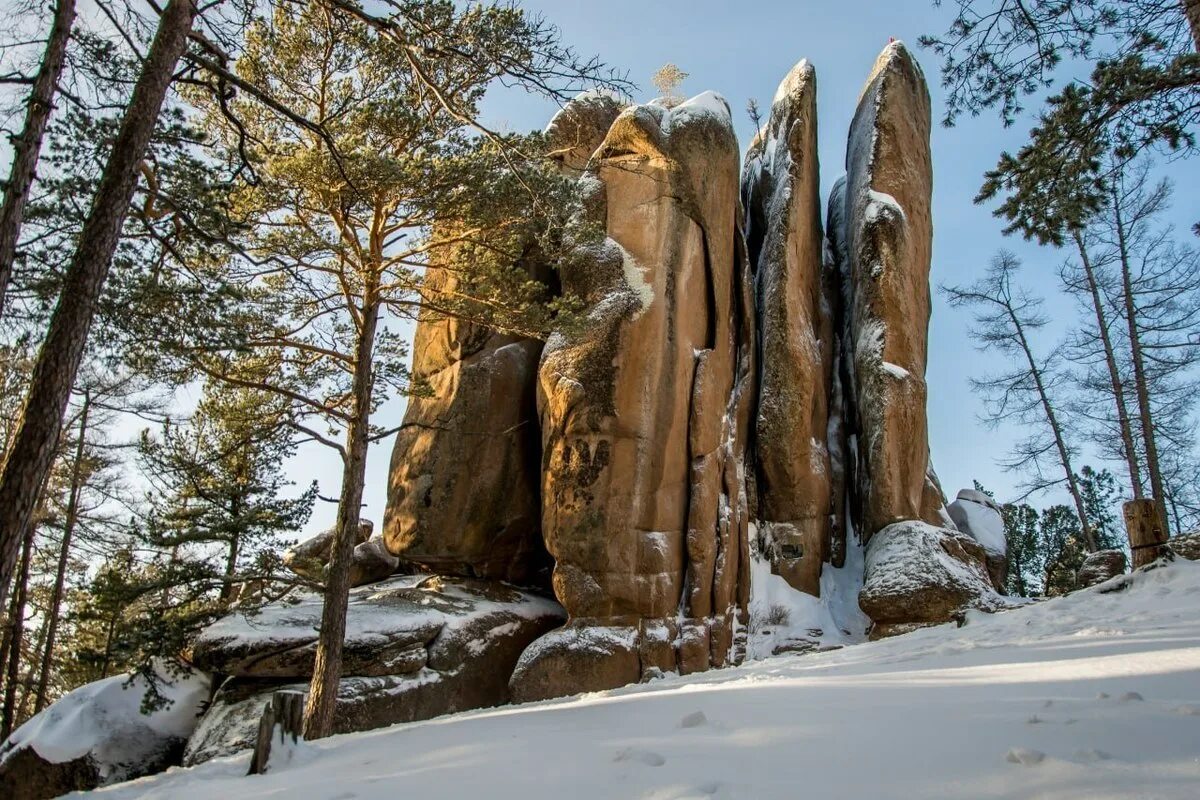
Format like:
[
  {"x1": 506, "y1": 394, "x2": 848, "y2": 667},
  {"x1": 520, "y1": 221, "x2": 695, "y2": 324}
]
[{"x1": 92, "y1": 561, "x2": 1200, "y2": 800}]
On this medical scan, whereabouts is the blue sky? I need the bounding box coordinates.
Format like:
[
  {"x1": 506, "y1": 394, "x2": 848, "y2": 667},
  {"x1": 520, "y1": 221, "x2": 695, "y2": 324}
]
[{"x1": 293, "y1": 0, "x2": 1200, "y2": 533}]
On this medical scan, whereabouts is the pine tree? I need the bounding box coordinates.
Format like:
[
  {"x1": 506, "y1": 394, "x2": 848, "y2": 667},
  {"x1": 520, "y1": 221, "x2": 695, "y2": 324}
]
[
  {"x1": 0, "y1": 0, "x2": 199, "y2": 611},
  {"x1": 1001, "y1": 502, "x2": 1040, "y2": 597},
  {"x1": 137, "y1": 374, "x2": 314, "y2": 606},
  {"x1": 162, "y1": 1, "x2": 618, "y2": 740},
  {"x1": 1039, "y1": 505, "x2": 1088, "y2": 597},
  {"x1": 923, "y1": 0, "x2": 1200, "y2": 242}
]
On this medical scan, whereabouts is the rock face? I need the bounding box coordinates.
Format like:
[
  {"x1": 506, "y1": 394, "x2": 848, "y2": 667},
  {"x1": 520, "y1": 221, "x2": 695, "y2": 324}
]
[
  {"x1": 515, "y1": 92, "x2": 756, "y2": 701},
  {"x1": 859, "y1": 520, "x2": 1004, "y2": 638},
  {"x1": 837, "y1": 42, "x2": 941, "y2": 539},
  {"x1": 382, "y1": 95, "x2": 623, "y2": 587},
  {"x1": 186, "y1": 576, "x2": 564, "y2": 763},
  {"x1": 742, "y1": 61, "x2": 836, "y2": 597},
  {"x1": 947, "y1": 489, "x2": 1008, "y2": 591},
  {"x1": 1169, "y1": 532, "x2": 1200, "y2": 560},
  {"x1": 0, "y1": 661, "x2": 208, "y2": 800},
  {"x1": 382, "y1": 284, "x2": 550, "y2": 585},
  {"x1": 1077, "y1": 549, "x2": 1128, "y2": 588}
]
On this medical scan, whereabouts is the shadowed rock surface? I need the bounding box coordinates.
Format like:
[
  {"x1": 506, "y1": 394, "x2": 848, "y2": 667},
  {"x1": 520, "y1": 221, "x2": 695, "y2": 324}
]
[
  {"x1": 1077, "y1": 549, "x2": 1128, "y2": 588},
  {"x1": 382, "y1": 95, "x2": 623, "y2": 587},
  {"x1": 185, "y1": 576, "x2": 564, "y2": 763},
  {"x1": 0, "y1": 663, "x2": 208, "y2": 800}
]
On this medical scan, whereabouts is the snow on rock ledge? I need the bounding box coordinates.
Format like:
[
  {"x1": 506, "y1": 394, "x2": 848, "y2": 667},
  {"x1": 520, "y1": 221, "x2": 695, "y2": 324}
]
[
  {"x1": 185, "y1": 577, "x2": 565, "y2": 765},
  {"x1": 0, "y1": 660, "x2": 208, "y2": 800},
  {"x1": 859, "y1": 521, "x2": 1010, "y2": 639}
]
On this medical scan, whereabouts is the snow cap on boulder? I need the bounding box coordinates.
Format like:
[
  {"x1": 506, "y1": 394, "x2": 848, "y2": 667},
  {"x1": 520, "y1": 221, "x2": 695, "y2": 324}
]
[{"x1": 0, "y1": 660, "x2": 208, "y2": 799}]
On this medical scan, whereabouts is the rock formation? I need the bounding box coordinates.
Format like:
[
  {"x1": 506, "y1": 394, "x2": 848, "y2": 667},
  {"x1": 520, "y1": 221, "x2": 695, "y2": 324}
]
[
  {"x1": 838, "y1": 42, "x2": 942, "y2": 539},
  {"x1": 381, "y1": 94, "x2": 624, "y2": 587},
  {"x1": 13, "y1": 45, "x2": 1014, "y2": 790},
  {"x1": 186, "y1": 576, "x2": 564, "y2": 764},
  {"x1": 283, "y1": 520, "x2": 400, "y2": 589},
  {"x1": 1077, "y1": 549, "x2": 1128, "y2": 588},
  {"x1": 512, "y1": 91, "x2": 756, "y2": 701},
  {"x1": 0, "y1": 661, "x2": 208, "y2": 800},
  {"x1": 1169, "y1": 531, "x2": 1200, "y2": 560},
  {"x1": 742, "y1": 61, "x2": 837, "y2": 597},
  {"x1": 947, "y1": 489, "x2": 1008, "y2": 591},
  {"x1": 859, "y1": 520, "x2": 1004, "y2": 639}
]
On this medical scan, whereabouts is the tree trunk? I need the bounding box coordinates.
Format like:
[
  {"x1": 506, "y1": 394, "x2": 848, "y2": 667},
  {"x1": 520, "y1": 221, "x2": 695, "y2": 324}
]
[
  {"x1": 249, "y1": 691, "x2": 305, "y2": 775},
  {"x1": 1071, "y1": 230, "x2": 1143, "y2": 497},
  {"x1": 1112, "y1": 185, "x2": 1170, "y2": 538},
  {"x1": 33, "y1": 392, "x2": 90, "y2": 713},
  {"x1": 302, "y1": 300, "x2": 379, "y2": 740},
  {"x1": 100, "y1": 607, "x2": 118, "y2": 679},
  {"x1": 1185, "y1": 0, "x2": 1200, "y2": 52},
  {"x1": 1, "y1": 524, "x2": 35, "y2": 738},
  {"x1": 219, "y1": 490, "x2": 242, "y2": 606},
  {"x1": 0, "y1": 573, "x2": 18, "y2": 703},
  {"x1": 1009, "y1": 306, "x2": 1098, "y2": 551},
  {"x1": 0, "y1": 0, "x2": 76, "y2": 316},
  {"x1": 0, "y1": 0, "x2": 197, "y2": 611}
]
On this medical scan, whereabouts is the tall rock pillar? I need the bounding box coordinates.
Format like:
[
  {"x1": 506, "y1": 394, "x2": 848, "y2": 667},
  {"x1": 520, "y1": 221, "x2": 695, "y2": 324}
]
[
  {"x1": 511, "y1": 93, "x2": 756, "y2": 701},
  {"x1": 838, "y1": 42, "x2": 944, "y2": 539},
  {"x1": 742, "y1": 60, "x2": 837, "y2": 596}
]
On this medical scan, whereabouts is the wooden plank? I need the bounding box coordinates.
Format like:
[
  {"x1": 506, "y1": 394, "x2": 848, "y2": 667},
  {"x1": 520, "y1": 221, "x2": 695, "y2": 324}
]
[
  {"x1": 248, "y1": 691, "x2": 306, "y2": 775},
  {"x1": 1123, "y1": 499, "x2": 1168, "y2": 570}
]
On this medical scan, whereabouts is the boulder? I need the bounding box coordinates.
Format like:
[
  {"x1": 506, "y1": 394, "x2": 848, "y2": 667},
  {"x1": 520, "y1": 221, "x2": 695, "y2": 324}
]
[
  {"x1": 185, "y1": 576, "x2": 564, "y2": 764},
  {"x1": 841, "y1": 42, "x2": 942, "y2": 538},
  {"x1": 1169, "y1": 531, "x2": 1200, "y2": 560},
  {"x1": 741, "y1": 60, "x2": 834, "y2": 597},
  {"x1": 383, "y1": 94, "x2": 622, "y2": 587},
  {"x1": 1077, "y1": 549, "x2": 1128, "y2": 588},
  {"x1": 192, "y1": 575, "x2": 563, "y2": 680},
  {"x1": 947, "y1": 488, "x2": 1008, "y2": 592},
  {"x1": 0, "y1": 661, "x2": 208, "y2": 799},
  {"x1": 509, "y1": 624, "x2": 640, "y2": 703},
  {"x1": 349, "y1": 533, "x2": 400, "y2": 588},
  {"x1": 859, "y1": 520, "x2": 1004, "y2": 635},
  {"x1": 522, "y1": 91, "x2": 755, "y2": 697},
  {"x1": 281, "y1": 520, "x2": 374, "y2": 585}
]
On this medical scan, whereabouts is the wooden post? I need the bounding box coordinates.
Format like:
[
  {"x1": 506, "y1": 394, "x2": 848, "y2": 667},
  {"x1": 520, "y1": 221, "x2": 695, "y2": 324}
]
[
  {"x1": 1123, "y1": 499, "x2": 1168, "y2": 570},
  {"x1": 248, "y1": 690, "x2": 305, "y2": 775}
]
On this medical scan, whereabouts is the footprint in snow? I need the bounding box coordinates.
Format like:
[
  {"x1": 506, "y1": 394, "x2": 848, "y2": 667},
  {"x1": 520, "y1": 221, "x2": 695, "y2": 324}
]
[
  {"x1": 639, "y1": 782, "x2": 724, "y2": 800},
  {"x1": 1006, "y1": 748, "x2": 1045, "y2": 766},
  {"x1": 1118, "y1": 691, "x2": 1144, "y2": 702},
  {"x1": 679, "y1": 711, "x2": 708, "y2": 729},
  {"x1": 614, "y1": 747, "x2": 666, "y2": 767}
]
